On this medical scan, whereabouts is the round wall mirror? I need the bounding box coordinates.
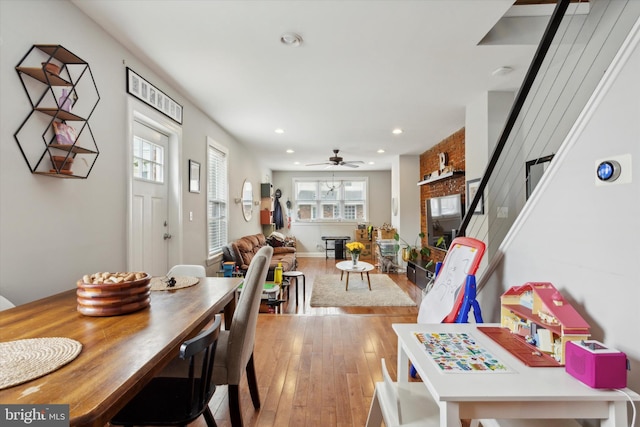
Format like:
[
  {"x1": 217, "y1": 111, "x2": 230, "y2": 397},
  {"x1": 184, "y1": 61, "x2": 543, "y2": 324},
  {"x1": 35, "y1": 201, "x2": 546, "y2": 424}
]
[{"x1": 241, "y1": 180, "x2": 253, "y2": 221}]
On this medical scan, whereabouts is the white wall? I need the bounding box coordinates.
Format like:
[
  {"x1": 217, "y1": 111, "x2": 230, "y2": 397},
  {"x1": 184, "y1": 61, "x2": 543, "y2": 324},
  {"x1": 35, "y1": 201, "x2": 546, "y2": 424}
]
[
  {"x1": 480, "y1": 21, "x2": 640, "y2": 392},
  {"x1": 393, "y1": 155, "x2": 421, "y2": 254},
  {"x1": 272, "y1": 170, "x2": 391, "y2": 255},
  {"x1": 465, "y1": 91, "x2": 513, "y2": 274},
  {"x1": 465, "y1": 92, "x2": 491, "y2": 262},
  {"x1": 0, "y1": 0, "x2": 263, "y2": 304}
]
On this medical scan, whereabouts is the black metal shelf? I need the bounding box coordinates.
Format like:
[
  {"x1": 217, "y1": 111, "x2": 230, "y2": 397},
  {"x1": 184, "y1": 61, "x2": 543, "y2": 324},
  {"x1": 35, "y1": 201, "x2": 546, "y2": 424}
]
[{"x1": 14, "y1": 44, "x2": 100, "y2": 178}]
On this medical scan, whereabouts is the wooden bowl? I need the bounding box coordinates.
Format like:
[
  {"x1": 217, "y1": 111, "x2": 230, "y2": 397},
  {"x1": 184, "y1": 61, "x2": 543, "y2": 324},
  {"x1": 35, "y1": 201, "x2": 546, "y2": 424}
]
[
  {"x1": 77, "y1": 273, "x2": 151, "y2": 316},
  {"x1": 77, "y1": 291, "x2": 149, "y2": 307},
  {"x1": 52, "y1": 156, "x2": 73, "y2": 171},
  {"x1": 77, "y1": 297, "x2": 150, "y2": 317},
  {"x1": 77, "y1": 274, "x2": 150, "y2": 294},
  {"x1": 42, "y1": 62, "x2": 61, "y2": 76}
]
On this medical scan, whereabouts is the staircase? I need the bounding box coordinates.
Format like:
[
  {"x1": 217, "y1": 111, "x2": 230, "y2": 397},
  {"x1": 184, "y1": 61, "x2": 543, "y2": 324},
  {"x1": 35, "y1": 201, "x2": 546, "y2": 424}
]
[{"x1": 459, "y1": 0, "x2": 640, "y2": 292}]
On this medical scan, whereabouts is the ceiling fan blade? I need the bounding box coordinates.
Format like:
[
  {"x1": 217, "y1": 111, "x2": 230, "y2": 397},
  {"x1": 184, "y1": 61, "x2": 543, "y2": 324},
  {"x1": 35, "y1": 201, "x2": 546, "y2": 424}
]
[
  {"x1": 341, "y1": 162, "x2": 359, "y2": 168},
  {"x1": 305, "y1": 162, "x2": 333, "y2": 166}
]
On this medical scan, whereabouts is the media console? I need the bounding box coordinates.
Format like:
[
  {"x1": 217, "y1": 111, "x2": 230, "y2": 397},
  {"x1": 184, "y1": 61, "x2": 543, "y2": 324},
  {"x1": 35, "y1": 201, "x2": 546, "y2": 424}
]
[{"x1": 406, "y1": 259, "x2": 435, "y2": 290}]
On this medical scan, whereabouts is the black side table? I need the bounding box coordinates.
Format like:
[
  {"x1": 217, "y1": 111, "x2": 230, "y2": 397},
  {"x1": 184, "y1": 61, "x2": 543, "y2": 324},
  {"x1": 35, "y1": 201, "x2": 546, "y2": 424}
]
[{"x1": 321, "y1": 236, "x2": 350, "y2": 259}]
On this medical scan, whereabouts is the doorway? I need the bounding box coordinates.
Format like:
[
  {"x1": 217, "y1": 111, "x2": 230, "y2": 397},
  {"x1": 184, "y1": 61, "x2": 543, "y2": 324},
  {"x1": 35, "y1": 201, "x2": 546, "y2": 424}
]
[{"x1": 127, "y1": 100, "x2": 182, "y2": 275}]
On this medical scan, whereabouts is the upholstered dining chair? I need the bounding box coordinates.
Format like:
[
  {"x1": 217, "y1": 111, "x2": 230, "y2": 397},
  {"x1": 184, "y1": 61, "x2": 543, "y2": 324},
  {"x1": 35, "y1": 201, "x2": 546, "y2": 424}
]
[
  {"x1": 110, "y1": 315, "x2": 222, "y2": 427},
  {"x1": 213, "y1": 245, "x2": 272, "y2": 427},
  {"x1": 167, "y1": 264, "x2": 207, "y2": 277}
]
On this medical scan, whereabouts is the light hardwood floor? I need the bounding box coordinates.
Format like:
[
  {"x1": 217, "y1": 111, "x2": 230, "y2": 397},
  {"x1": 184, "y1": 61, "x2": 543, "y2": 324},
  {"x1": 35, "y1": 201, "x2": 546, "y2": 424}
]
[{"x1": 206, "y1": 256, "x2": 423, "y2": 427}]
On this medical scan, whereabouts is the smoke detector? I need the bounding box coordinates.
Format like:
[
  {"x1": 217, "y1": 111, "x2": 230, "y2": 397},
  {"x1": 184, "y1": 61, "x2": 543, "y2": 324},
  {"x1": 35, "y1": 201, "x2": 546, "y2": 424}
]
[
  {"x1": 280, "y1": 32, "x2": 303, "y2": 47},
  {"x1": 492, "y1": 66, "x2": 513, "y2": 76}
]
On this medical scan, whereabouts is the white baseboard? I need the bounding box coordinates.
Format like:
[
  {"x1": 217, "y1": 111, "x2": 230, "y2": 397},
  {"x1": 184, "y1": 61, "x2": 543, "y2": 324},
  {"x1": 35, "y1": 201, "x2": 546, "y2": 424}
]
[{"x1": 297, "y1": 252, "x2": 335, "y2": 258}]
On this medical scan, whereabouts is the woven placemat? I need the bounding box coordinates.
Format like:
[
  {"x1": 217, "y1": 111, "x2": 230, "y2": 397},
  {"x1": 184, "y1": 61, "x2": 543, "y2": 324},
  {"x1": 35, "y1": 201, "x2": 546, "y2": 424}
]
[
  {"x1": 150, "y1": 276, "x2": 199, "y2": 291},
  {"x1": 0, "y1": 337, "x2": 82, "y2": 390}
]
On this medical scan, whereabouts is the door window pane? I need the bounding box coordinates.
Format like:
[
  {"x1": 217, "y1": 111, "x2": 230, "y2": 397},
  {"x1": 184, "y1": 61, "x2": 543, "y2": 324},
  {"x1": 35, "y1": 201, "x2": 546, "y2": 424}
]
[{"x1": 133, "y1": 137, "x2": 164, "y2": 183}]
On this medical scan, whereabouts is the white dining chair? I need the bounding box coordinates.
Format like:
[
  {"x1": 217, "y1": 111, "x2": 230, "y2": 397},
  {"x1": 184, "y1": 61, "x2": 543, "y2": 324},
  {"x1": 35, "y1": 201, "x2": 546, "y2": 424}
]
[
  {"x1": 471, "y1": 419, "x2": 580, "y2": 427},
  {"x1": 0, "y1": 295, "x2": 15, "y2": 311},
  {"x1": 366, "y1": 358, "x2": 439, "y2": 427},
  {"x1": 167, "y1": 264, "x2": 206, "y2": 277}
]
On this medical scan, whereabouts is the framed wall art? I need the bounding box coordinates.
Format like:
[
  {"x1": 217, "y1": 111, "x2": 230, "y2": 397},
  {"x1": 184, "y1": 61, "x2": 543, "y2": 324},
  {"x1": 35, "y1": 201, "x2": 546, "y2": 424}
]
[
  {"x1": 189, "y1": 160, "x2": 201, "y2": 193},
  {"x1": 126, "y1": 67, "x2": 183, "y2": 124},
  {"x1": 466, "y1": 178, "x2": 484, "y2": 215}
]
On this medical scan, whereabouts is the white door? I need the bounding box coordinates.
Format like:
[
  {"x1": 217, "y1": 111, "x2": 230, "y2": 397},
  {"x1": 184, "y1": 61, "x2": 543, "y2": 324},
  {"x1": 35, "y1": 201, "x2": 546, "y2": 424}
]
[{"x1": 131, "y1": 120, "x2": 170, "y2": 276}]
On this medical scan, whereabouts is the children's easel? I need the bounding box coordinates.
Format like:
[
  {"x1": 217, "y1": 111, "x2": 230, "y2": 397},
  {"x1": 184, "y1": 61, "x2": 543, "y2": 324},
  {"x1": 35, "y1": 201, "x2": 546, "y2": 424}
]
[
  {"x1": 411, "y1": 237, "x2": 486, "y2": 378},
  {"x1": 417, "y1": 237, "x2": 485, "y2": 324}
]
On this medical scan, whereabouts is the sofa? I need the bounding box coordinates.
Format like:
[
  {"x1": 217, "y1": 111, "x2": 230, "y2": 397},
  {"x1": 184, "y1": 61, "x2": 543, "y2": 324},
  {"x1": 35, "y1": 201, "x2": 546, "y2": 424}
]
[{"x1": 224, "y1": 232, "x2": 296, "y2": 281}]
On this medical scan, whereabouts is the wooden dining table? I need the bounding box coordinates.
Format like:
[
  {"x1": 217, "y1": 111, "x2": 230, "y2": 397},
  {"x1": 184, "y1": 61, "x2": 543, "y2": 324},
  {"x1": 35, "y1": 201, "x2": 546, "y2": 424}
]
[{"x1": 0, "y1": 276, "x2": 242, "y2": 427}]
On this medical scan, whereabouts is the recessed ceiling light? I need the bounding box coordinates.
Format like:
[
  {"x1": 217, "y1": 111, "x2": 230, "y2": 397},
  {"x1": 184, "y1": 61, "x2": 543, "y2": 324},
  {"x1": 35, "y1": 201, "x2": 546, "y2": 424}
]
[
  {"x1": 280, "y1": 32, "x2": 303, "y2": 47},
  {"x1": 492, "y1": 66, "x2": 513, "y2": 76},
  {"x1": 368, "y1": 161, "x2": 375, "y2": 165},
  {"x1": 392, "y1": 128, "x2": 403, "y2": 135},
  {"x1": 294, "y1": 161, "x2": 300, "y2": 165},
  {"x1": 275, "y1": 128, "x2": 284, "y2": 134},
  {"x1": 286, "y1": 149, "x2": 294, "y2": 154},
  {"x1": 377, "y1": 149, "x2": 385, "y2": 154}
]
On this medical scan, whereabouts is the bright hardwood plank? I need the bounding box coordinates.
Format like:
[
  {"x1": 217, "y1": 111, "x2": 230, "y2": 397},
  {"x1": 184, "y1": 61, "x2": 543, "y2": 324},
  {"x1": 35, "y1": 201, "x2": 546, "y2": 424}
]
[{"x1": 204, "y1": 257, "x2": 421, "y2": 427}]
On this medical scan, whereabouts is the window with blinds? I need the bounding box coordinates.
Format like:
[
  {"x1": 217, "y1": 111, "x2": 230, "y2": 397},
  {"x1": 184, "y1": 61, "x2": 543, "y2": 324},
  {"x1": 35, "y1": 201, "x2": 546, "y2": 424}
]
[
  {"x1": 293, "y1": 177, "x2": 367, "y2": 222},
  {"x1": 207, "y1": 140, "x2": 228, "y2": 257}
]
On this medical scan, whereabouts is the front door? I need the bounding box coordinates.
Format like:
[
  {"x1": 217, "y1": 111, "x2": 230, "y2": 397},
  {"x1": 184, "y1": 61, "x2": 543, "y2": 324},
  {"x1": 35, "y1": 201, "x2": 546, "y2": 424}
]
[{"x1": 131, "y1": 120, "x2": 170, "y2": 276}]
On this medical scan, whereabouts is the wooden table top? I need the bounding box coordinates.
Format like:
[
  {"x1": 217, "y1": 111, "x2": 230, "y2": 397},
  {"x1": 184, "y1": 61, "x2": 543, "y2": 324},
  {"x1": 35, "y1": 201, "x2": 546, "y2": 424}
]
[{"x1": 0, "y1": 276, "x2": 242, "y2": 427}]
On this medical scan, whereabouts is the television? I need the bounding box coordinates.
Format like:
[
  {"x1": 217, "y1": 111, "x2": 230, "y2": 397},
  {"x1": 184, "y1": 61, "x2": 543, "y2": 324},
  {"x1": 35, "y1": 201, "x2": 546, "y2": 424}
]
[{"x1": 426, "y1": 194, "x2": 464, "y2": 251}]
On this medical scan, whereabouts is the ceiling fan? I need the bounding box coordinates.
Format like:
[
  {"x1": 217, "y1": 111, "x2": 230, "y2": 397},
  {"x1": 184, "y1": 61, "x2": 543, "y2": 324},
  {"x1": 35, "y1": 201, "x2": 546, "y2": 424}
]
[{"x1": 306, "y1": 149, "x2": 364, "y2": 168}]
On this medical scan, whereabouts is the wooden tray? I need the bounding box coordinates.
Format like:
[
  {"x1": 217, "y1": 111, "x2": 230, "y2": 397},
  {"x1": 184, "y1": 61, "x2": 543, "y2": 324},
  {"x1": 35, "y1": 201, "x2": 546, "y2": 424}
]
[{"x1": 477, "y1": 326, "x2": 562, "y2": 367}]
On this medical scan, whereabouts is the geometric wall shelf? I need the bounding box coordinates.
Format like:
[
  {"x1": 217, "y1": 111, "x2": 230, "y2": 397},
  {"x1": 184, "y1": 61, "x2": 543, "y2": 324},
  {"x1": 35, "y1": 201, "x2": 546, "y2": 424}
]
[{"x1": 15, "y1": 44, "x2": 100, "y2": 178}]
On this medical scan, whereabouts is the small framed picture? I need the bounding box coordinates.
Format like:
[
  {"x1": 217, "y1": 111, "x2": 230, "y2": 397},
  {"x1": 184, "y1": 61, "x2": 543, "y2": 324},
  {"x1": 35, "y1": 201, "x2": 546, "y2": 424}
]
[
  {"x1": 466, "y1": 178, "x2": 484, "y2": 215},
  {"x1": 189, "y1": 160, "x2": 201, "y2": 193}
]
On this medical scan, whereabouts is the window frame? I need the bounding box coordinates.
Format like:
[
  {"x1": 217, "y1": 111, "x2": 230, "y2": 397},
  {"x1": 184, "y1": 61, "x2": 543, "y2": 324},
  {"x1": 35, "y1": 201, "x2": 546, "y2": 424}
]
[
  {"x1": 133, "y1": 134, "x2": 165, "y2": 184},
  {"x1": 207, "y1": 138, "x2": 228, "y2": 258},
  {"x1": 292, "y1": 176, "x2": 368, "y2": 223}
]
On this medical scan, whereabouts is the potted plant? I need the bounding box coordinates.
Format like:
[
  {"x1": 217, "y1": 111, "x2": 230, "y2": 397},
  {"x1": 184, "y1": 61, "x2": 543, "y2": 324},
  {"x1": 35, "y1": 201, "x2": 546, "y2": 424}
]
[
  {"x1": 394, "y1": 232, "x2": 429, "y2": 261},
  {"x1": 394, "y1": 232, "x2": 444, "y2": 268}
]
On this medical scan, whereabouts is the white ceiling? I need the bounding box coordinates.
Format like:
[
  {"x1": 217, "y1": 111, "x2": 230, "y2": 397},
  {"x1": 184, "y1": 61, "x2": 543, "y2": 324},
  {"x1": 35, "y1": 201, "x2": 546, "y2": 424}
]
[{"x1": 71, "y1": 0, "x2": 550, "y2": 171}]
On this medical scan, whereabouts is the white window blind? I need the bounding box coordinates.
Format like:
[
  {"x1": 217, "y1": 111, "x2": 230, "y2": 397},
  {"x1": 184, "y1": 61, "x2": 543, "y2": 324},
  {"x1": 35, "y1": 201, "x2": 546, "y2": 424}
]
[{"x1": 207, "y1": 141, "x2": 228, "y2": 257}]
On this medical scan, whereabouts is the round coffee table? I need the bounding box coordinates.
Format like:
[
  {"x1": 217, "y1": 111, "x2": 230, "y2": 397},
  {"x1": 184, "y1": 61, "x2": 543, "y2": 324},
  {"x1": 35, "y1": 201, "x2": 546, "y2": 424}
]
[{"x1": 335, "y1": 261, "x2": 374, "y2": 291}]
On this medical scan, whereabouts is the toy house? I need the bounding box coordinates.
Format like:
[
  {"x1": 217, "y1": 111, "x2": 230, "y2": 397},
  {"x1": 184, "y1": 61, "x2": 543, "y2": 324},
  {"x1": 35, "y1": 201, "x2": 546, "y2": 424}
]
[{"x1": 500, "y1": 282, "x2": 590, "y2": 365}]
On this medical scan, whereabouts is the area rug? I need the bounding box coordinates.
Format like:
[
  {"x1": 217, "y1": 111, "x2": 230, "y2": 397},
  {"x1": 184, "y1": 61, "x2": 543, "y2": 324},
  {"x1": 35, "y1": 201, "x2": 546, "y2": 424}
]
[{"x1": 310, "y1": 274, "x2": 416, "y2": 307}]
